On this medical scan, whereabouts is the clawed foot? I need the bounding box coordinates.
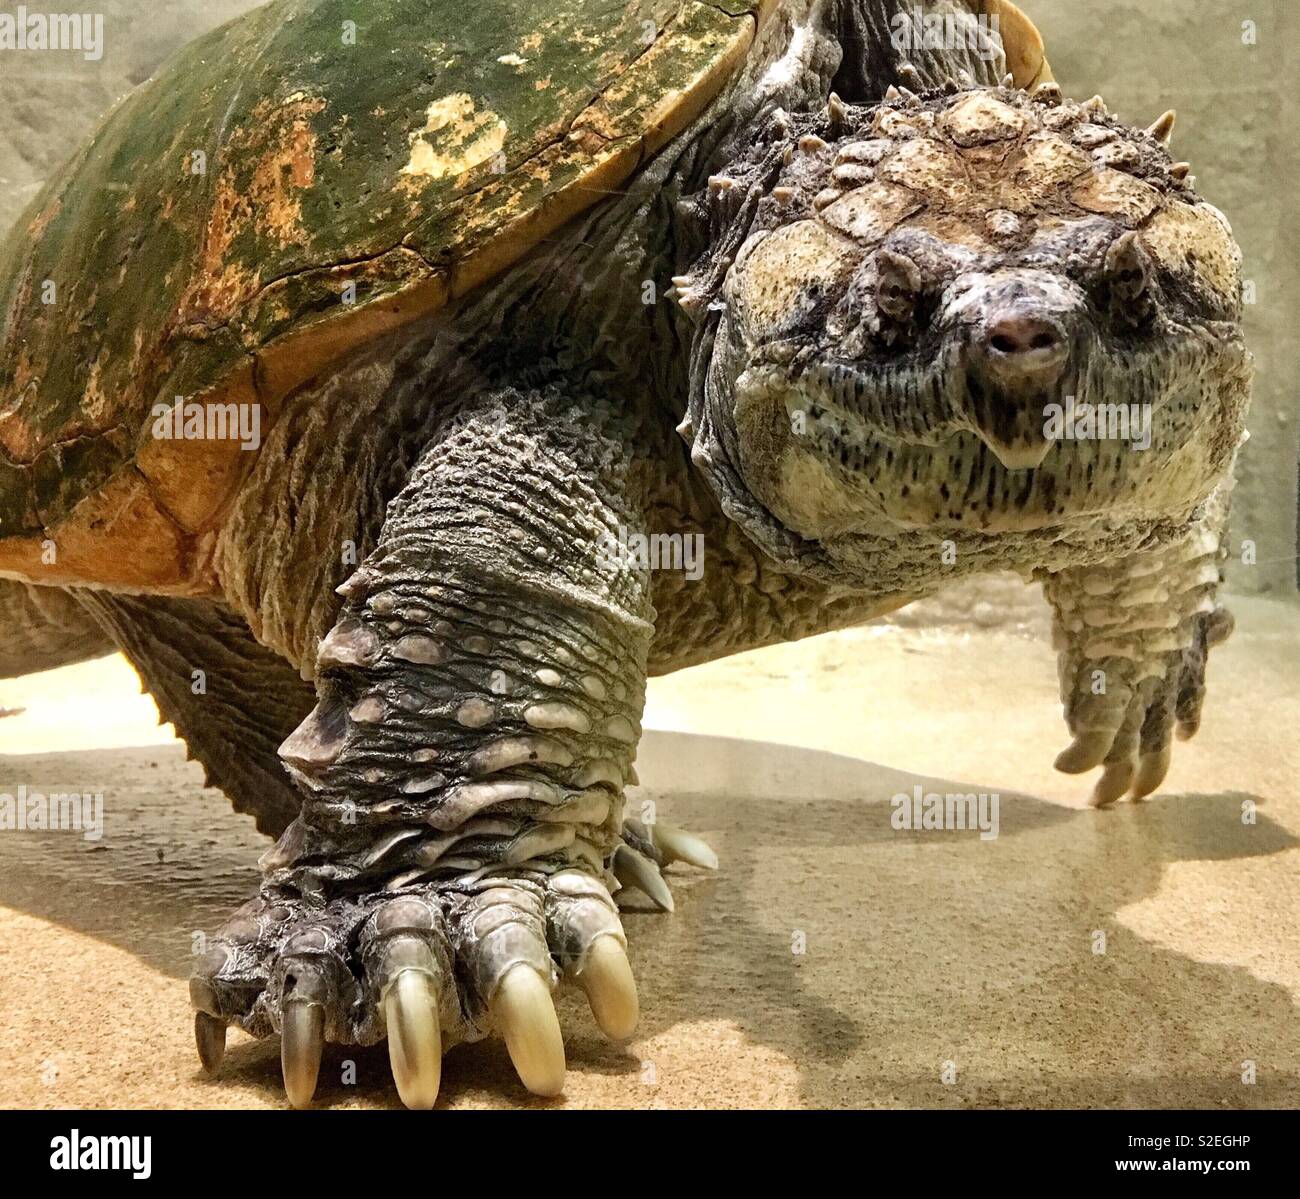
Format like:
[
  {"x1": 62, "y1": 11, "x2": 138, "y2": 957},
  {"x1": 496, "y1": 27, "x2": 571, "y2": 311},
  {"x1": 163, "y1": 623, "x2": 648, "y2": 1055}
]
[
  {"x1": 191, "y1": 823, "x2": 715, "y2": 1108},
  {"x1": 1054, "y1": 604, "x2": 1233, "y2": 806}
]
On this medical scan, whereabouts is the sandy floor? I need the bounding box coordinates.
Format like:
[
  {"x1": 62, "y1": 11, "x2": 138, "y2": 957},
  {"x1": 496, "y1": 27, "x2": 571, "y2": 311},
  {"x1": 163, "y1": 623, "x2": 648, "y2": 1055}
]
[{"x1": 0, "y1": 590, "x2": 1296, "y2": 1109}]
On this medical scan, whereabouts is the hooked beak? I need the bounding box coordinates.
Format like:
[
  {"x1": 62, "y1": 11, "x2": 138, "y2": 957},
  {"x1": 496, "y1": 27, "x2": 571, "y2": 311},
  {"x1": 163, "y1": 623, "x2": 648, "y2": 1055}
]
[{"x1": 961, "y1": 287, "x2": 1074, "y2": 471}]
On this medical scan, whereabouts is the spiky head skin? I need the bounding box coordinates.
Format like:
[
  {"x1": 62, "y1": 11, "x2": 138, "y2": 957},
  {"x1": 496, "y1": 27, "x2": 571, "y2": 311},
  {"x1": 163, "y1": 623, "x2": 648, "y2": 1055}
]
[{"x1": 679, "y1": 84, "x2": 1251, "y2": 584}]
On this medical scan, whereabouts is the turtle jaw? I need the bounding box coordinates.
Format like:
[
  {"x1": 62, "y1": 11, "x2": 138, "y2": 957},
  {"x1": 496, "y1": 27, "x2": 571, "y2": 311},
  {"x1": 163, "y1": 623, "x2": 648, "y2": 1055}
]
[{"x1": 726, "y1": 315, "x2": 1243, "y2": 550}]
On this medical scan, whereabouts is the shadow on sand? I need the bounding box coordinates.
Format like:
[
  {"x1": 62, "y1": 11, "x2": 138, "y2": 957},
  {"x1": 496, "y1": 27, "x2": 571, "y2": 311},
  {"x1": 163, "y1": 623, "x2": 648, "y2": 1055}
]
[{"x1": 0, "y1": 730, "x2": 1296, "y2": 1107}]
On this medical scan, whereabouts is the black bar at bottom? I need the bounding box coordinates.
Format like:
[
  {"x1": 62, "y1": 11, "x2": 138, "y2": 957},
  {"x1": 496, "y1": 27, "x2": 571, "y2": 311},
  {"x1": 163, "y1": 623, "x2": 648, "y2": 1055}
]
[{"x1": 5, "y1": 1107, "x2": 1292, "y2": 1185}]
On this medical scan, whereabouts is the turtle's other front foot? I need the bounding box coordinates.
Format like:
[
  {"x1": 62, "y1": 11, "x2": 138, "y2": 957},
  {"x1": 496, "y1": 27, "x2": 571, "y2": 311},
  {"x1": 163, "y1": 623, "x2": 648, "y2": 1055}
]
[
  {"x1": 1041, "y1": 516, "x2": 1233, "y2": 807},
  {"x1": 191, "y1": 864, "x2": 647, "y2": 1107}
]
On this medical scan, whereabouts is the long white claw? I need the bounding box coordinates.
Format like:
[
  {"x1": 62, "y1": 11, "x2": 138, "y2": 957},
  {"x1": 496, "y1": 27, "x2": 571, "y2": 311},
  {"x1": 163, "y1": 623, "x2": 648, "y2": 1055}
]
[
  {"x1": 614, "y1": 845, "x2": 675, "y2": 912},
  {"x1": 281, "y1": 1001, "x2": 324, "y2": 1109},
  {"x1": 578, "y1": 936, "x2": 639, "y2": 1041},
  {"x1": 492, "y1": 965, "x2": 566, "y2": 1097},
  {"x1": 194, "y1": 1012, "x2": 226, "y2": 1074},
  {"x1": 384, "y1": 971, "x2": 442, "y2": 1110},
  {"x1": 652, "y1": 821, "x2": 719, "y2": 870}
]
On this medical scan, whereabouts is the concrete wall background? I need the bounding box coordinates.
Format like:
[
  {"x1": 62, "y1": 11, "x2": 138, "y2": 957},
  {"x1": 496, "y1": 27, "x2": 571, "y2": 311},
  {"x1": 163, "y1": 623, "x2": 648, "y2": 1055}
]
[{"x1": 1, "y1": 1, "x2": 1295, "y2": 594}]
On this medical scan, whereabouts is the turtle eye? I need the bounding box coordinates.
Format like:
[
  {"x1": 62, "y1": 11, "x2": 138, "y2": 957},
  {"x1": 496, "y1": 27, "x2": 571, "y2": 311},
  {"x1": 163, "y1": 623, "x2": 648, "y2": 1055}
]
[
  {"x1": 875, "y1": 249, "x2": 924, "y2": 325},
  {"x1": 1103, "y1": 231, "x2": 1156, "y2": 327}
]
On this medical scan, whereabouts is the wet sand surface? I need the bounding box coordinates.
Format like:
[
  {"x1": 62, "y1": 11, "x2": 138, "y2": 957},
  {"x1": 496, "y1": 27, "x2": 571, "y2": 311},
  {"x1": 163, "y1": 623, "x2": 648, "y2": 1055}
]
[{"x1": 0, "y1": 593, "x2": 1296, "y2": 1109}]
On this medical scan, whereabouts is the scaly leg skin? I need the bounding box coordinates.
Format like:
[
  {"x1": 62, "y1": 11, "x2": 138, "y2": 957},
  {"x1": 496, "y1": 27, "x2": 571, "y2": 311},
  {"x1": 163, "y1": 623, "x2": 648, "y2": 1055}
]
[
  {"x1": 190, "y1": 389, "x2": 714, "y2": 1107},
  {"x1": 1039, "y1": 487, "x2": 1234, "y2": 807}
]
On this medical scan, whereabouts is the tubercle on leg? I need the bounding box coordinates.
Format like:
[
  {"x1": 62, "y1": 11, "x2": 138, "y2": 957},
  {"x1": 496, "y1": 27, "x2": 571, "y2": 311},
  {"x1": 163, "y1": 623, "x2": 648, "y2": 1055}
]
[
  {"x1": 1044, "y1": 525, "x2": 1224, "y2": 704},
  {"x1": 270, "y1": 563, "x2": 648, "y2": 891},
  {"x1": 1038, "y1": 487, "x2": 1232, "y2": 794}
]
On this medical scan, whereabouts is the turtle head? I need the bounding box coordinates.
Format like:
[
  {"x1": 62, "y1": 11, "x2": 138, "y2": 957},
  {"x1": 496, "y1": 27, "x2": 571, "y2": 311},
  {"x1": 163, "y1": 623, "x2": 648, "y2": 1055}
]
[{"x1": 677, "y1": 85, "x2": 1251, "y2": 573}]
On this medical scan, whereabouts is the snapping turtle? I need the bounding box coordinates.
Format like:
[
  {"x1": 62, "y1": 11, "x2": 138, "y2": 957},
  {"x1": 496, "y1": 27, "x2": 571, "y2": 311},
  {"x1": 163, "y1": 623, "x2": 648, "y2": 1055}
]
[{"x1": 0, "y1": 0, "x2": 1249, "y2": 1108}]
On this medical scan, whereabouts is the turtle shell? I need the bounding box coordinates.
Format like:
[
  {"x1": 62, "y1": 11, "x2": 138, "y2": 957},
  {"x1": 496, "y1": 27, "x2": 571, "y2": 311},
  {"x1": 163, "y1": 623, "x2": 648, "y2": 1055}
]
[{"x1": 0, "y1": 0, "x2": 1046, "y2": 591}]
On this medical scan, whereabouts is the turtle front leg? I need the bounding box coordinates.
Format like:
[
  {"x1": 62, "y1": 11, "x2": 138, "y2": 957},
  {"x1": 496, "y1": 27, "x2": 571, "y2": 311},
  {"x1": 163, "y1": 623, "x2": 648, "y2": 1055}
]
[
  {"x1": 1038, "y1": 487, "x2": 1234, "y2": 807},
  {"x1": 190, "y1": 388, "x2": 705, "y2": 1107}
]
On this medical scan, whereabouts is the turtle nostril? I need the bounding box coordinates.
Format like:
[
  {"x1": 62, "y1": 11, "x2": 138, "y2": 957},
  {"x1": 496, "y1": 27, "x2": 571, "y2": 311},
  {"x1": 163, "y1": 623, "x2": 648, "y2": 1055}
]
[{"x1": 982, "y1": 312, "x2": 1067, "y2": 366}]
